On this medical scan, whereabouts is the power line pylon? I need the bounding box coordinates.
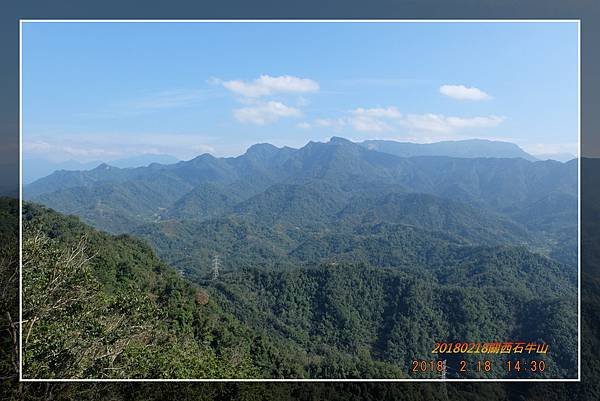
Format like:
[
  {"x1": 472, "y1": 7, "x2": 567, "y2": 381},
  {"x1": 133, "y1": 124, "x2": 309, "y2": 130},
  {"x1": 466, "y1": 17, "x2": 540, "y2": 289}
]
[{"x1": 212, "y1": 254, "x2": 221, "y2": 280}]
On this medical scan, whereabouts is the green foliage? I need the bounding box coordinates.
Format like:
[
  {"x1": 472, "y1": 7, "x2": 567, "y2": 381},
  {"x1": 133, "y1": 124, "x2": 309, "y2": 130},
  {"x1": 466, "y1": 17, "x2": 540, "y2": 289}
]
[
  {"x1": 21, "y1": 204, "x2": 260, "y2": 379},
  {"x1": 0, "y1": 197, "x2": 19, "y2": 385},
  {"x1": 203, "y1": 262, "x2": 576, "y2": 379},
  {"x1": 20, "y1": 201, "x2": 578, "y2": 379},
  {"x1": 26, "y1": 138, "x2": 577, "y2": 266}
]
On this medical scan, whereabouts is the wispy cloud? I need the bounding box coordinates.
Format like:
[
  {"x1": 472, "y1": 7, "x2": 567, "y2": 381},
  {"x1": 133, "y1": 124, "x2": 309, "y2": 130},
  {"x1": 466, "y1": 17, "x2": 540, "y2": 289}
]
[
  {"x1": 522, "y1": 142, "x2": 579, "y2": 157},
  {"x1": 312, "y1": 108, "x2": 401, "y2": 133},
  {"x1": 349, "y1": 118, "x2": 393, "y2": 132},
  {"x1": 334, "y1": 78, "x2": 432, "y2": 86},
  {"x1": 297, "y1": 122, "x2": 312, "y2": 129},
  {"x1": 315, "y1": 118, "x2": 347, "y2": 131},
  {"x1": 348, "y1": 107, "x2": 402, "y2": 132},
  {"x1": 23, "y1": 140, "x2": 122, "y2": 160},
  {"x1": 400, "y1": 114, "x2": 504, "y2": 133},
  {"x1": 439, "y1": 84, "x2": 491, "y2": 101},
  {"x1": 23, "y1": 132, "x2": 218, "y2": 162},
  {"x1": 233, "y1": 101, "x2": 302, "y2": 125},
  {"x1": 212, "y1": 74, "x2": 319, "y2": 125},
  {"x1": 305, "y1": 106, "x2": 505, "y2": 135},
  {"x1": 78, "y1": 89, "x2": 215, "y2": 119},
  {"x1": 120, "y1": 89, "x2": 211, "y2": 110},
  {"x1": 352, "y1": 107, "x2": 402, "y2": 119},
  {"x1": 217, "y1": 75, "x2": 320, "y2": 98}
]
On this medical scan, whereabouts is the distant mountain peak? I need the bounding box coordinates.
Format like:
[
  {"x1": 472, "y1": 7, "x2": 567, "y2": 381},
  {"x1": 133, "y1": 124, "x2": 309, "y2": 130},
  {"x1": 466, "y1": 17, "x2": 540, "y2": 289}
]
[
  {"x1": 329, "y1": 136, "x2": 352, "y2": 143},
  {"x1": 190, "y1": 153, "x2": 217, "y2": 163},
  {"x1": 245, "y1": 143, "x2": 280, "y2": 156},
  {"x1": 93, "y1": 163, "x2": 114, "y2": 171}
]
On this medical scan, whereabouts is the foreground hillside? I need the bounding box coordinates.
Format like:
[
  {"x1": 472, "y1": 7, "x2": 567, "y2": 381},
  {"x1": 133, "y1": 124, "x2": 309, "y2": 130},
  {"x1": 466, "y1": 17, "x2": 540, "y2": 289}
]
[
  {"x1": 21, "y1": 202, "x2": 261, "y2": 379},
  {"x1": 20, "y1": 203, "x2": 577, "y2": 379}
]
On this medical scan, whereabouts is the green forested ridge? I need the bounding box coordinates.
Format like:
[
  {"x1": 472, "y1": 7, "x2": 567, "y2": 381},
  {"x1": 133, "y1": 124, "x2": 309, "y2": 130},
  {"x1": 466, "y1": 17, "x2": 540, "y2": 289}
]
[
  {"x1": 25, "y1": 138, "x2": 576, "y2": 248},
  {"x1": 131, "y1": 184, "x2": 574, "y2": 280},
  {"x1": 9, "y1": 138, "x2": 581, "y2": 385},
  {"x1": 16, "y1": 201, "x2": 577, "y2": 380},
  {"x1": 25, "y1": 139, "x2": 578, "y2": 276},
  {"x1": 207, "y1": 263, "x2": 576, "y2": 379}
]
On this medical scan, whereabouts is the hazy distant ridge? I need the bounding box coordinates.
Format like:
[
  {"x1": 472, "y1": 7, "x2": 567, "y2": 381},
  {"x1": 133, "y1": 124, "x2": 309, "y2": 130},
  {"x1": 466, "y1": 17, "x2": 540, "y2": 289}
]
[
  {"x1": 359, "y1": 138, "x2": 538, "y2": 160},
  {"x1": 23, "y1": 154, "x2": 179, "y2": 185}
]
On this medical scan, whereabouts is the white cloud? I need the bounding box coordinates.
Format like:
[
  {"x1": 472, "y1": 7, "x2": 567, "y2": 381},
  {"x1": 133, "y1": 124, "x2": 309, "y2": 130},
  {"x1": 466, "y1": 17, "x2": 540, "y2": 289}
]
[
  {"x1": 23, "y1": 140, "x2": 121, "y2": 159},
  {"x1": 297, "y1": 122, "x2": 312, "y2": 129},
  {"x1": 311, "y1": 108, "x2": 401, "y2": 133},
  {"x1": 351, "y1": 107, "x2": 402, "y2": 119},
  {"x1": 221, "y1": 75, "x2": 319, "y2": 98},
  {"x1": 315, "y1": 118, "x2": 347, "y2": 131},
  {"x1": 123, "y1": 89, "x2": 210, "y2": 110},
  {"x1": 439, "y1": 84, "x2": 491, "y2": 101},
  {"x1": 233, "y1": 101, "x2": 302, "y2": 125},
  {"x1": 77, "y1": 89, "x2": 215, "y2": 120},
  {"x1": 522, "y1": 142, "x2": 579, "y2": 157},
  {"x1": 296, "y1": 96, "x2": 310, "y2": 107},
  {"x1": 349, "y1": 116, "x2": 393, "y2": 132},
  {"x1": 347, "y1": 107, "x2": 402, "y2": 132},
  {"x1": 23, "y1": 132, "x2": 219, "y2": 162},
  {"x1": 335, "y1": 77, "x2": 432, "y2": 86},
  {"x1": 401, "y1": 114, "x2": 505, "y2": 133},
  {"x1": 310, "y1": 106, "x2": 504, "y2": 135}
]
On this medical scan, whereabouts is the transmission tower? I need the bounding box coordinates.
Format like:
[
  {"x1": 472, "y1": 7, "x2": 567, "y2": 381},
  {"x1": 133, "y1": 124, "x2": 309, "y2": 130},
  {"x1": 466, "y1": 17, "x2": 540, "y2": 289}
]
[{"x1": 211, "y1": 254, "x2": 221, "y2": 280}]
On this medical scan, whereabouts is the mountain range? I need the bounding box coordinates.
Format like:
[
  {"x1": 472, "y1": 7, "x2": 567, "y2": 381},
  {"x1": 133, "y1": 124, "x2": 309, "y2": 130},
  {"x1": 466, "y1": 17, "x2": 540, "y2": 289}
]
[
  {"x1": 23, "y1": 153, "x2": 180, "y2": 185},
  {"x1": 359, "y1": 139, "x2": 575, "y2": 162},
  {"x1": 25, "y1": 136, "x2": 578, "y2": 268},
  {"x1": 359, "y1": 138, "x2": 538, "y2": 160},
  {"x1": 20, "y1": 136, "x2": 579, "y2": 378}
]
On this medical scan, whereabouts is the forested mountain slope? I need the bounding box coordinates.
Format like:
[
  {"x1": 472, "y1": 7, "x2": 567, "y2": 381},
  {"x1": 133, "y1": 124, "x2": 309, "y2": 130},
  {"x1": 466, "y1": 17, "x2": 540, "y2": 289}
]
[
  {"x1": 26, "y1": 138, "x2": 576, "y2": 228},
  {"x1": 26, "y1": 137, "x2": 578, "y2": 270},
  {"x1": 21, "y1": 203, "x2": 577, "y2": 379},
  {"x1": 18, "y1": 138, "x2": 580, "y2": 380},
  {"x1": 21, "y1": 203, "x2": 262, "y2": 379}
]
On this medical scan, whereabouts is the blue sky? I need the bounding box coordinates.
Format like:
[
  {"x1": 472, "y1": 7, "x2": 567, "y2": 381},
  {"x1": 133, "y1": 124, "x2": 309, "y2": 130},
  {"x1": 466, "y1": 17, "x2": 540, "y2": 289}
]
[{"x1": 22, "y1": 21, "x2": 579, "y2": 161}]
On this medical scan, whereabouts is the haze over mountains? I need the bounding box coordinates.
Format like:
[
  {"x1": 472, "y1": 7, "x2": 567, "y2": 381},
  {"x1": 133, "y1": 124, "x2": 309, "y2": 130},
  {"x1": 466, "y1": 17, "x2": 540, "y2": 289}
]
[
  {"x1": 359, "y1": 138, "x2": 538, "y2": 160},
  {"x1": 23, "y1": 154, "x2": 180, "y2": 185},
  {"x1": 534, "y1": 152, "x2": 578, "y2": 162},
  {"x1": 22, "y1": 138, "x2": 575, "y2": 187},
  {"x1": 26, "y1": 136, "x2": 578, "y2": 269}
]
